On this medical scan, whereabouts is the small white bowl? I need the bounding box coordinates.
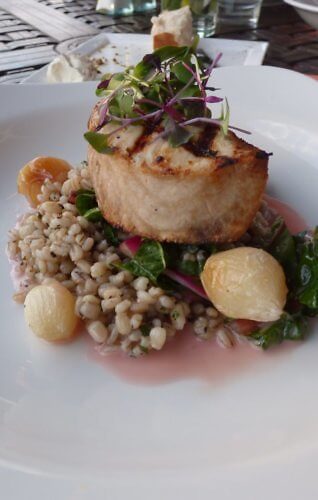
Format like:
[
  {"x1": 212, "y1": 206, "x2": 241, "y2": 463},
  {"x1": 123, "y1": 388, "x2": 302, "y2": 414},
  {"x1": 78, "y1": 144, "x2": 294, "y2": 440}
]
[{"x1": 284, "y1": 0, "x2": 318, "y2": 29}]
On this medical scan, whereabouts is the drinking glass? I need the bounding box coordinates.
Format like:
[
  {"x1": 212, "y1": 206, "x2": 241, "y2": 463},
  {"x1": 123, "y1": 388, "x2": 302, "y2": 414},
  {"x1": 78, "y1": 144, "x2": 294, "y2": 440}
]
[
  {"x1": 216, "y1": 0, "x2": 263, "y2": 28},
  {"x1": 161, "y1": 0, "x2": 218, "y2": 37},
  {"x1": 96, "y1": 0, "x2": 134, "y2": 16},
  {"x1": 133, "y1": 0, "x2": 157, "y2": 13}
]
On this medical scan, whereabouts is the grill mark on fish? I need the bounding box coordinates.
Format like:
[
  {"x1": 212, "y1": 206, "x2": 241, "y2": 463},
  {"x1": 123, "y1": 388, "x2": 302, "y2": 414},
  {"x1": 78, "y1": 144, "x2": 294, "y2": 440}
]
[
  {"x1": 183, "y1": 125, "x2": 218, "y2": 158},
  {"x1": 128, "y1": 122, "x2": 158, "y2": 156},
  {"x1": 216, "y1": 157, "x2": 238, "y2": 169}
]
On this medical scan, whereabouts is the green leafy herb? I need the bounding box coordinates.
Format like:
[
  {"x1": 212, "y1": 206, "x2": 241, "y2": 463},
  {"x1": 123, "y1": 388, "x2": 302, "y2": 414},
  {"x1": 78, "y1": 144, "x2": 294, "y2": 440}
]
[
  {"x1": 249, "y1": 313, "x2": 307, "y2": 350},
  {"x1": 75, "y1": 189, "x2": 119, "y2": 246},
  {"x1": 103, "y1": 222, "x2": 119, "y2": 246},
  {"x1": 123, "y1": 240, "x2": 166, "y2": 283},
  {"x1": 178, "y1": 259, "x2": 200, "y2": 276},
  {"x1": 171, "y1": 310, "x2": 180, "y2": 321},
  {"x1": 84, "y1": 131, "x2": 113, "y2": 154},
  {"x1": 85, "y1": 45, "x2": 249, "y2": 155},
  {"x1": 269, "y1": 227, "x2": 296, "y2": 276},
  {"x1": 84, "y1": 207, "x2": 103, "y2": 222},
  {"x1": 168, "y1": 123, "x2": 193, "y2": 148},
  {"x1": 140, "y1": 324, "x2": 151, "y2": 336},
  {"x1": 295, "y1": 228, "x2": 318, "y2": 309},
  {"x1": 75, "y1": 190, "x2": 97, "y2": 216},
  {"x1": 163, "y1": 243, "x2": 214, "y2": 277}
]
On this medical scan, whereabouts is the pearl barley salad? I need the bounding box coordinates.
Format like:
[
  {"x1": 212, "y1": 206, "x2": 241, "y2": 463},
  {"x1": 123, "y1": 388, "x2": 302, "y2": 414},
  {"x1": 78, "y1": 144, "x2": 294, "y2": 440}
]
[{"x1": 7, "y1": 45, "x2": 318, "y2": 356}]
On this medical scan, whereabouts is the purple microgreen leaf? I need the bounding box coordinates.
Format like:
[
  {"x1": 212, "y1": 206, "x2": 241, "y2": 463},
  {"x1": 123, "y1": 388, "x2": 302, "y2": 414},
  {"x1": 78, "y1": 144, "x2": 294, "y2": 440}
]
[
  {"x1": 98, "y1": 101, "x2": 109, "y2": 128},
  {"x1": 180, "y1": 96, "x2": 223, "y2": 104},
  {"x1": 97, "y1": 76, "x2": 112, "y2": 90},
  {"x1": 162, "y1": 103, "x2": 184, "y2": 122},
  {"x1": 205, "y1": 95, "x2": 224, "y2": 103},
  {"x1": 91, "y1": 46, "x2": 243, "y2": 149},
  {"x1": 136, "y1": 97, "x2": 163, "y2": 108}
]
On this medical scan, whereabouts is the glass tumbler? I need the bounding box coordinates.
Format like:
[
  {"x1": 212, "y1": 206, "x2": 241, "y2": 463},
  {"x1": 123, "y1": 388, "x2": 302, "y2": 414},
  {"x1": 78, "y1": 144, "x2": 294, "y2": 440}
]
[
  {"x1": 216, "y1": 0, "x2": 263, "y2": 28},
  {"x1": 161, "y1": 0, "x2": 218, "y2": 37},
  {"x1": 96, "y1": 0, "x2": 134, "y2": 16}
]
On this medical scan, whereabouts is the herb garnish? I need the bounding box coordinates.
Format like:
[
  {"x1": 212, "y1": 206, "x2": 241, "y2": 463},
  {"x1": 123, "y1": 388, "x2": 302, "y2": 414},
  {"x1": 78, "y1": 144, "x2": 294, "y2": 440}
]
[
  {"x1": 250, "y1": 313, "x2": 307, "y2": 349},
  {"x1": 122, "y1": 240, "x2": 166, "y2": 283},
  {"x1": 75, "y1": 190, "x2": 119, "y2": 246},
  {"x1": 85, "y1": 46, "x2": 249, "y2": 152}
]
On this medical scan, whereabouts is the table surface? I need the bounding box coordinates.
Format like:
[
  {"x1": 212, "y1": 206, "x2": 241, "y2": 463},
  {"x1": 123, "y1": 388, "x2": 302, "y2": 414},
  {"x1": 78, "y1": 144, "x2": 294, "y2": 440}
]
[{"x1": 0, "y1": 0, "x2": 317, "y2": 83}]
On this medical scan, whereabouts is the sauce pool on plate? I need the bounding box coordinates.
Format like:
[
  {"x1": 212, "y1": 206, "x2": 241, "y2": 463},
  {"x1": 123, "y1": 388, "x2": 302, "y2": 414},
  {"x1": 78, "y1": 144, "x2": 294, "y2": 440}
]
[{"x1": 87, "y1": 196, "x2": 307, "y2": 385}]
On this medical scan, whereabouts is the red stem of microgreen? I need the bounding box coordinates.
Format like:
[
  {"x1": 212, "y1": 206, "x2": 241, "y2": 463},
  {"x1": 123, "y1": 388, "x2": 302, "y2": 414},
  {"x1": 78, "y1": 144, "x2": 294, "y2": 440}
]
[
  {"x1": 203, "y1": 52, "x2": 223, "y2": 85},
  {"x1": 181, "y1": 116, "x2": 251, "y2": 134}
]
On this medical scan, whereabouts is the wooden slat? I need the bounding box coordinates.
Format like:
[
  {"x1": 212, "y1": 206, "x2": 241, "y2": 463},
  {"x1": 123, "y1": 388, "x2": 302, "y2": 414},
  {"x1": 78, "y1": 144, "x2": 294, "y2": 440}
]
[
  {"x1": 0, "y1": 44, "x2": 55, "y2": 71},
  {"x1": 0, "y1": 0, "x2": 97, "y2": 41}
]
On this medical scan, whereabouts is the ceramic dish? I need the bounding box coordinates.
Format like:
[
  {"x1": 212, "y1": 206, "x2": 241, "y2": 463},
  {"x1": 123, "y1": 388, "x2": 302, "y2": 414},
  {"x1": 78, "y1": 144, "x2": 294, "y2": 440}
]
[
  {"x1": 284, "y1": 0, "x2": 318, "y2": 29},
  {"x1": 1, "y1": 66, "x2": 318, "y2": 499},
  {"x1": 22, "y1": 32, "x2": 269, "y2": 84}
]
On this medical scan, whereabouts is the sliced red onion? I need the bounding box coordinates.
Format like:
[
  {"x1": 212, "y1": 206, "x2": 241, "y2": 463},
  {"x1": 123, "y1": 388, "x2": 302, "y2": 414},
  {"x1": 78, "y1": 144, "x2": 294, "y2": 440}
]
[
  {"x1": 119, "y1": 235, "x2": 142, "y2": 257},
  {"x1": 119, "y1": 236, "x2": 209, "y2": 300},
  {"x1": 164, "y1": 269, "x2": 208, "y2": 300}
]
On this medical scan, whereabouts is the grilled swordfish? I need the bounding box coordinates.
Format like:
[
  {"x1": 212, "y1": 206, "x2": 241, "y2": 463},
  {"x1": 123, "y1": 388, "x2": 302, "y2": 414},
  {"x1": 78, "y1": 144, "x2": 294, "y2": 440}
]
[{"x1": 87, "y1": 106, "x2": 268, "y2": 244}]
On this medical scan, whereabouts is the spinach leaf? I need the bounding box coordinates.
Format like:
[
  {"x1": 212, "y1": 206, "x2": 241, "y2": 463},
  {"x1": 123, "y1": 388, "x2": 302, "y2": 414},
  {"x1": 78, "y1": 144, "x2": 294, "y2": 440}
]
[
  {"x1": 84, "y1": 207, "x2": 103, "y2": 222},
  {"x1": 269, "y1": 227, "x2": 296, "y2": 276},
  {"x1": 102, "y1": 222, "x2": 119, "y2": 246},
  {"x1": 123, "y1": 240, "x2": 166, "y2": 283},
  {"x1": 75, "y1": 189, "x2": 119, "y2": 246},
  {"x1": 140, "y1": 324, "x2": 151, "y2": 336},
  {"x1": 163, "y1": 242, "x2": 215, "y2": 277},
  {"x1": 178, "y1": 259, "x2": 201, "y2": 276},
  {"x1": 75, "y1": 190, "x2": 97, "y2": 216},
  {"x1": 249, "y1": 313, "x2": 307, "y2": 350},
  {"x1": 295, "y1": 229, "x2": 318, "y2": 309}
]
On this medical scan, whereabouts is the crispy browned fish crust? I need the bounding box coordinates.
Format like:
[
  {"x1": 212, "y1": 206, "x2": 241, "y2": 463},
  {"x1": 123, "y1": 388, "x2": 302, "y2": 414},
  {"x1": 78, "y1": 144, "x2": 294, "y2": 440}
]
[{"x1": 87, "y1": 104, "x2": 268, "y2": 243}]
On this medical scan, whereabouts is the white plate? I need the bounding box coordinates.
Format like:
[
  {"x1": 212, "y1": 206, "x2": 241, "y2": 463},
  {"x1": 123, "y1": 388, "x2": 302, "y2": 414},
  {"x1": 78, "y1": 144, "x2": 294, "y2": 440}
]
[
  {"x1": 284, "y1": 0, "x2": 318, "y2": 29},
  {"x1": 22, "y1": 32, "x2": 268, "y2": 84},
  {"x1": 1, "y1": 66, "x2": 318, "y2": 499}
]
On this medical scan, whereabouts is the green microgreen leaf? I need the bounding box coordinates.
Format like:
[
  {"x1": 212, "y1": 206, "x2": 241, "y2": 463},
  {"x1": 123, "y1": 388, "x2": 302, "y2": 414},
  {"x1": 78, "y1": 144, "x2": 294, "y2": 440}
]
[
  {"x1": 154, "y1": 45, "x2": 190, "y2": 63},
  {"x1": 171, "y1": 60, "x2": 193, "y2": 84},
  {"x1": 220, "y1": 98, "x2": 230, "y2": 135},
  {"x1": 87, "y1": 45, "x2": 235, "y2": 151},
  {"x1": 84, "y1": 131, "x2": 113, "y2": 154},
  {"x1": 168, "y1": 123, "x2": 193, "y2": 148}
]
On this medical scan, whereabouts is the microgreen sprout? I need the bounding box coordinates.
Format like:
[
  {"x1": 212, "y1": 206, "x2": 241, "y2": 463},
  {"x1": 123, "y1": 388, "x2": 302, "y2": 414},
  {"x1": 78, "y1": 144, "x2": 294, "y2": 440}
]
[{"x1": 85, "y1": 46, "x2": 250, "y2": 153}]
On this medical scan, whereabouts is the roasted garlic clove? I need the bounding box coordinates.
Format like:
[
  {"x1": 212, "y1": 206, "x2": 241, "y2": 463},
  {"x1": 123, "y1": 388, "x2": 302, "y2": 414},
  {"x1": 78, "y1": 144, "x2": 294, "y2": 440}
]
[
  {"x1": 200, "y1": 247, "x2": 288, "y2": 322},
  {"x1": 24, "y1": 282, "x2": 78, "y2": 341},
  {"x1": 17, "y1": 156, "x2": 71, "y2": 207}
]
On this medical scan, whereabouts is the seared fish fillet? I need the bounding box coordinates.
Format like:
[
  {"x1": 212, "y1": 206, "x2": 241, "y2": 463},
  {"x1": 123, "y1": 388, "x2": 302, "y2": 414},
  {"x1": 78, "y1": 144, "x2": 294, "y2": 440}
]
[{"x1": 87, "y1": 108, "x2": 268, "y2": 243}]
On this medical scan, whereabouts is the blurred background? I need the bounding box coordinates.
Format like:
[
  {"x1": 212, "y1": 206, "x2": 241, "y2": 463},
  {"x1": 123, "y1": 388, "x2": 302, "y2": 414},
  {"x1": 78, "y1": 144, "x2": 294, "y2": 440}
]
[{"x1": 0, "y1": 0, "x2": 317, "y2": 83}]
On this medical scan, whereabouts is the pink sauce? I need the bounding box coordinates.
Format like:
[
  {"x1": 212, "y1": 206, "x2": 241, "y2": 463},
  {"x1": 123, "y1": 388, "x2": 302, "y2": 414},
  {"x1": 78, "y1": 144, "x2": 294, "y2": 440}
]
[
  {"x1": 264, "y1": 194, "x2": 307, "y2": 233},
  {"x1": 86, "y1": 196, "x2": 308, "y2": 385},
  {"x1": 87, "y1": 328, "x2": 270, "y2": 385}
]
